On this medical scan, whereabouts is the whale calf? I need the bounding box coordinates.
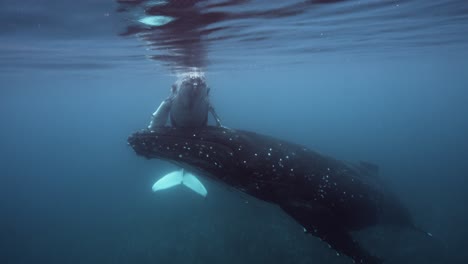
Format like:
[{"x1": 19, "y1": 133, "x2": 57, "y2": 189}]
[{"x1": 128, "y1": 126, "x2": 426, "y2": 264}]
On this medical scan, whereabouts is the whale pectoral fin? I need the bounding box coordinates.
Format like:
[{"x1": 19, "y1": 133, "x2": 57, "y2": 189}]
[
  {"x1": 152, "y1": 170, "x2": 183, "y2": 192},
  {"x1": 280, "y1": 202, "x2": 382, "y2": 264},
  {"x1": 182, "y1": 172, "x2": 208, "y2": 197},
  {"x1": 316, "y1": 226, "x2": 382, "y2": 264}
]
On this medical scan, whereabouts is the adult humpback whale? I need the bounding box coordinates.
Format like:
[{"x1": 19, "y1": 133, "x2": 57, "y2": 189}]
[{"x1": 128, "y1": 126, "x2": 426, "y2": 264}]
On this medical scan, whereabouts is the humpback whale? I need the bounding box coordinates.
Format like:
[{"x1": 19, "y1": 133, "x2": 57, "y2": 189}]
[
  {"x1": 128, "y1": 126, "x2": 427, "y2": 264},
  {"x1": 147, "y1": 73, "x2": 222, "y2": 195}
]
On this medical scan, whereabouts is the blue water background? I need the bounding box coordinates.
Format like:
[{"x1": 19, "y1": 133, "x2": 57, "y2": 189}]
[{"x1": 1, "y1": 0, "x2": 468, "y2": 263}]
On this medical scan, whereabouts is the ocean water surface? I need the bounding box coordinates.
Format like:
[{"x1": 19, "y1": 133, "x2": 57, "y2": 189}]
[{"x1": 1, "y1": 0, "x2": 467, "y2": 263}]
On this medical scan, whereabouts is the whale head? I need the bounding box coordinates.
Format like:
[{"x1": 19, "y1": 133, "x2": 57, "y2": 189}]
[{"x1": 128, "y1": 126, "x2": 248, "y2": 177}]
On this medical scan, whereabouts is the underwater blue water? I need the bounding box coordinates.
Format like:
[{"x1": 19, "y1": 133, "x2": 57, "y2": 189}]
[{"x1": 1, "y1": 0, "x2": 468, "y2": 263}]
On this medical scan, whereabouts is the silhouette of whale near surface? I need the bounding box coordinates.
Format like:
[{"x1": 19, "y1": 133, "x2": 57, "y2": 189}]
[{"x1": 128, "y1": 126, "x2": 423, "y2": 264}]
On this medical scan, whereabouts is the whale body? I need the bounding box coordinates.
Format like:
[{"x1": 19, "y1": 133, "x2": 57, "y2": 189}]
[{"x1": 128, "y1": 126, "x2": 423, "y2": 264}]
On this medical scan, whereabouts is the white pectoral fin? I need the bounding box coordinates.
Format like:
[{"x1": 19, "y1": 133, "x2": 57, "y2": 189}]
[
  {"x1": 152, "y1": 170, "x2": 183, "y2": 192},
  {"x1": 152, "y1": 169, "x2": 208, "y2": 197},
  {"x1": 182, "y1": 172, "x2": 208, "y2": 197}
]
